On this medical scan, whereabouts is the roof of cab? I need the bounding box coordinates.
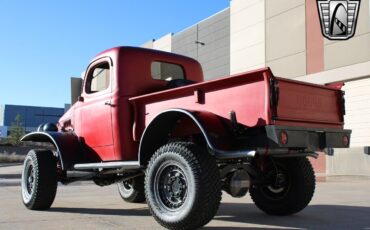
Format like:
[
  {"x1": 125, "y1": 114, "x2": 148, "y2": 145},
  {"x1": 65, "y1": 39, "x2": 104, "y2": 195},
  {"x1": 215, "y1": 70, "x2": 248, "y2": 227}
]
[{"x1": 92, "y1": 46, "x2": 199, "y2": 64}]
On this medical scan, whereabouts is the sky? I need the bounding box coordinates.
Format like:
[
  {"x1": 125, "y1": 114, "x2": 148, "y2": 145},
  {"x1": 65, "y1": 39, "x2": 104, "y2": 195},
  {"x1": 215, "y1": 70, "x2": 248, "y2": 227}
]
[{"x1": 0, "y1": 1, "x2": 229, "y2": 108}]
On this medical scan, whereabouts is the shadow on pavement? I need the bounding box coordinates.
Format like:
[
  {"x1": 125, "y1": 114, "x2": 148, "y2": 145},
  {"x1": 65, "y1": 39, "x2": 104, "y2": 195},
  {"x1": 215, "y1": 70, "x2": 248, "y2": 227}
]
[
  {"x1": 47, "y1": 202, "x2": 370, "y2": 229},
  {"x1": 208, "y1": 202, "x2": 370, "y2": 229},
  {"x1": 0, "y1": 174, "x2": 21, "y2": 179},
  {"x1": 50, "y1": 207, "x2": 151, "y2": 217}
]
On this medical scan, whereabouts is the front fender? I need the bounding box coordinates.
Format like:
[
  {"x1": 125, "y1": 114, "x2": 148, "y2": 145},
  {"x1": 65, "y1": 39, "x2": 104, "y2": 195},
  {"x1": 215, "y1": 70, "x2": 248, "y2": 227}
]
[{"x1": 21, "y1": 131, "x2": 83, "y2": 170}]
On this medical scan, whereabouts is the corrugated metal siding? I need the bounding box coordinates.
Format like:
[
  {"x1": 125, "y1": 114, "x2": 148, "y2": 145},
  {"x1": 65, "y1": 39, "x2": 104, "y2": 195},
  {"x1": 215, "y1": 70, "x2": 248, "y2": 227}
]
[{"x1": 343, "y1": 77, "x2": 370, "y2": 147}]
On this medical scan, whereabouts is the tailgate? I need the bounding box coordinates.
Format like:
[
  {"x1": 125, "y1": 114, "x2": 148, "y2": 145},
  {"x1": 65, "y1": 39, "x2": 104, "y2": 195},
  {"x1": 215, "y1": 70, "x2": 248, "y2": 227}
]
[{"x1": 273, "y1": 77, "x2": 344, "y2": 128}]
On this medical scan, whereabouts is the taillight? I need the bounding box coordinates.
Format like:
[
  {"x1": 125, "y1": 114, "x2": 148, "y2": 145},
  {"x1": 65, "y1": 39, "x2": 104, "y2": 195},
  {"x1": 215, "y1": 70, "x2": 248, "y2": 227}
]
[
  {"x1": 280, "y1": 131, "x2": 288, "y2": 145},
  {"x1": 343, "y1": 135, "x2": 349, "y2": 147}
]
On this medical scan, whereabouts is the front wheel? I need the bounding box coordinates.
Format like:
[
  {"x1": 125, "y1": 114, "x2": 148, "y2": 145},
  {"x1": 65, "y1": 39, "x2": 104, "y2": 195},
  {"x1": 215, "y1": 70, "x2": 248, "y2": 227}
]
[
  {"x1": 250, "y1": 157, "x2": 315, "y2": 216},
  {"x1": 145, "y1": 142, "x2": 222, "y2": 230},
  {"x1": 21, "y1": 149, "x2": 58, "y2": 210}
]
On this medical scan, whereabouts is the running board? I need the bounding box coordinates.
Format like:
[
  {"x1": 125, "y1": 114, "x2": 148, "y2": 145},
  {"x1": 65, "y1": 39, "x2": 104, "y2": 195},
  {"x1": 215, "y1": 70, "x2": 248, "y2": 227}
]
[{"x1": 73, "y1": 161, "x2": 140, "y2": 170}]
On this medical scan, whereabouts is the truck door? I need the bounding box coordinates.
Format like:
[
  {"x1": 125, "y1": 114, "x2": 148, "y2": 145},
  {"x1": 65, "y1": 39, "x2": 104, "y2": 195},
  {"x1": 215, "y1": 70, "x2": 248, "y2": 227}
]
[{"x1": 79, "y1": 58, "x2": 115, "y2": 161}]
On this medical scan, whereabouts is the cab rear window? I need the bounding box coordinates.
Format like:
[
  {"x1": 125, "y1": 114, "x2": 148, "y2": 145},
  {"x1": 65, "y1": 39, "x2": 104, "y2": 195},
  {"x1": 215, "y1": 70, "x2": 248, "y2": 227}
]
[{"x1": 151, "y1": 61, "x2": 185, "y2": 81}]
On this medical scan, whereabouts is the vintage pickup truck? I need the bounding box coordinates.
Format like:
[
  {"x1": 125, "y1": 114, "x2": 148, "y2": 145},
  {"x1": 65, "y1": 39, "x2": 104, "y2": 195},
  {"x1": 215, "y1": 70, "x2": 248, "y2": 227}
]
[{"x1": 21, "y1": 47, "x2": 351, "y2": 230}]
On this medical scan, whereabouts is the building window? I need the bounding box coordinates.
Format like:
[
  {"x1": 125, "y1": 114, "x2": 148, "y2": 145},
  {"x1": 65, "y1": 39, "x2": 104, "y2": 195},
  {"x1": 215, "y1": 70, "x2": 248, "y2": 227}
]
[
  {"x1": 86, "y1": 62, "x2": 110, "y2": 93},
  {"x1": 151, "y1": 61, "x2": 185, "y2": 81}
]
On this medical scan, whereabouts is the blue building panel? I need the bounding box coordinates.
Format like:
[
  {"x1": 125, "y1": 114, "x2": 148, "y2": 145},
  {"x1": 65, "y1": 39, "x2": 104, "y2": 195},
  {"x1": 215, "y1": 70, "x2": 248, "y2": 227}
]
[
  {"x1": 0, "y1": 126, "x2": 7, "y2": 137},
  {"x1": 4, "y1": 106, "x2": 27, "y2": 126},
  {"x1": 3, "y1": 105, "x2": 64, "y2": 129},
  {"x1": 26, "y1": 107, "x2": 44, "y2": 127}
]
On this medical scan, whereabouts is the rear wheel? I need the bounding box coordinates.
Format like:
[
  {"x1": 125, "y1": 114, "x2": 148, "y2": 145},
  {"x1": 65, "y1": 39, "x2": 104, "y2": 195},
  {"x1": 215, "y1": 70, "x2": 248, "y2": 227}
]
[
  {"x1": 21, "y1": 149, "x2": 58, "y2": 210},
  {"x1": 145, "y1": 142, "x2": 222, "y2": 230},
  {"x1": 117, "y1": 176, "x2": 145, "y2": 203},
  {"x1": 250, "y1": 157, "x2": 315, "y2": 215}
]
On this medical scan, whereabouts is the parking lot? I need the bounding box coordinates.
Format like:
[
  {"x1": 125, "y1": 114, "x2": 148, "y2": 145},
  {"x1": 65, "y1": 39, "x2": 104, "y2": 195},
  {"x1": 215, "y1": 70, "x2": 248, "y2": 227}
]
[{"x1": 1, "y1": 164, "x2": 370, "y2": 230}]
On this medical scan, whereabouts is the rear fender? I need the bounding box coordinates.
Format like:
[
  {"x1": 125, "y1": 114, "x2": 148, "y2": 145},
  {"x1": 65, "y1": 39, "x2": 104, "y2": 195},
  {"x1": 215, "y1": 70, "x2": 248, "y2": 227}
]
[
  {"x1": 21, "y1": 131, "x2": 83, "y2": 170},
  {"x1": 138, "y1": 109, "x2": 239, "y2": 166}
]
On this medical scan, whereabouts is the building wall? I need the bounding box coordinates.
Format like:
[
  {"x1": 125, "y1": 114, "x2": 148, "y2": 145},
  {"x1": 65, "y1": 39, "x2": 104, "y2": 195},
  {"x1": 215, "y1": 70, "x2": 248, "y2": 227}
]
[
  {"x1": 230, "y1": 0, "x2": 265, "y2": 74},
  {"x1": 327, "y1": 147, "x2": 370, "y2": 176},
  {"x1": 2, "y1": 105, "x2": 64, "y2": 133},
  {"x1": 141, "y1": 0, "x2": 370, "y2": 176},
  {"x1": 198, "y1": 9, "x2": 230, "y2": 80},
  {"x1": 172, "y1": 9, "x2": 230, "y2": 80},
  {"x1": 230, "y1": 0, "x2": 307, "y2": 78},
  {"x1": 0, "y1": 105, "x2": 4, "y2": 126},
  {"x1": 172, "y1": 25, "x2": 198, "y2": 60},
  {"x1": 342, "y1": 77, "x2": 370, "y2": 147},
  {"x1": 141, "y1": 40, "x2": 154, "y2": 49},
  {"x1": 153, "y1": 33, "x2": 172, "y2": 52},
  {"x1": 0, "y1": 126, "x2": 7, "y2": 138},
  {"x1": 265, "y1": 0, "x2": 306, "y2": 78},
  {"x1": 324, "y1": 0, "x2": 370, "y2": 70}
]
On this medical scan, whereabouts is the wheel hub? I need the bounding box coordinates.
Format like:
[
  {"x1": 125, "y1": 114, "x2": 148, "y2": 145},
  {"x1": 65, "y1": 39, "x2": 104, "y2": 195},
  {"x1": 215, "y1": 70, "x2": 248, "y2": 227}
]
[
  {"x1": 157, "y1": 164, "x2": 188, "y2": 210},
  {"x1": 261, "y1": 164, "x2": 291, "y2": 199},
  {"x1": 26, "y1": 166, "x2": 34, "y2": 194},
  {"x1": 122, "y1": 180, "x2": 133, "y2": 191}
]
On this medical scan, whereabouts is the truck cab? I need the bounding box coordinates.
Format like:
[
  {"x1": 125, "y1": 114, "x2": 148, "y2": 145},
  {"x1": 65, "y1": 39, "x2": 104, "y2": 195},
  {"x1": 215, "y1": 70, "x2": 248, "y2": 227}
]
[{"x1": 60, "y1": 47, "x2": 203, "y2": 162}]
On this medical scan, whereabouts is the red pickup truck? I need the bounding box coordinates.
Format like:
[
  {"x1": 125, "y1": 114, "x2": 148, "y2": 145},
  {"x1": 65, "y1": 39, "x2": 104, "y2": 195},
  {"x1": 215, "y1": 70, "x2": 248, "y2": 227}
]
[{"x1": 21, "y1": 47, "x2": 350, "y2": 229}]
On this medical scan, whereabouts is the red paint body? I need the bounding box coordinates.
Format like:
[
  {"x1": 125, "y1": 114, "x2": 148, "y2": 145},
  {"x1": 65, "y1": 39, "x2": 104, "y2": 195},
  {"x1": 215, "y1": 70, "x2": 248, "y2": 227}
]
[{"x1": 59, "y1": 47, "x2": 344, "y2": 162}]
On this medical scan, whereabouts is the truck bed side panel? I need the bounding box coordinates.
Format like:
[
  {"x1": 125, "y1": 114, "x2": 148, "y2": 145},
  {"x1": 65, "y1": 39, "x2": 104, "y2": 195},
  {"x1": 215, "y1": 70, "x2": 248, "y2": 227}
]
[{"x1": 130, "y1": 69, "x2": 271, "y2": 140}]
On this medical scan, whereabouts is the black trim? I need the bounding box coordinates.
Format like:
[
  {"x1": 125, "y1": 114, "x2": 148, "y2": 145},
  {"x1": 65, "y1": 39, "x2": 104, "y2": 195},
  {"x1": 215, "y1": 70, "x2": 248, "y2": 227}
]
[
  {"x1": 138, "y1": 109, "x2": 256, "y2": 165},
  {"x1": 238, "y1": 125, "x2": 351, "y2": 150},
  {"x1": 21, "y1": 131, "x2": 84, "y2": 170}
]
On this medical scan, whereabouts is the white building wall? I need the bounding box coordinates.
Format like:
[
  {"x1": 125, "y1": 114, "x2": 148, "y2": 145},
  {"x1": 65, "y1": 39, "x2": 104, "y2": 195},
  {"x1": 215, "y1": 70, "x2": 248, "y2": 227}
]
[
  {"x1": 230, "y1": 0, "x2": 265, "y2": 74},
  {"x1": 324, "y1": 0, "x2": 370, "y2": 70},
  {"x1": 141, "y1": 40, "x2": 154, "y2": 49},
  {"x1": 265, "y1": 0, "x2": 306, "y2": 78},
  {"x1": 153, "y1": 33, "x2": 172, "y2": 52},
  {"x1": 343, "y1": 77, "x2": 370, "y2": 147}
]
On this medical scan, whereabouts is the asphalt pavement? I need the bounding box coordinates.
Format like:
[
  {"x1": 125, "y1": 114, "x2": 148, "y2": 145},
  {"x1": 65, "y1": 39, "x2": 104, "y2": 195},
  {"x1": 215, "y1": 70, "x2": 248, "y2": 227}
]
[{"x1": 1, "y1": 164, "x2": 370, "y2": 229}]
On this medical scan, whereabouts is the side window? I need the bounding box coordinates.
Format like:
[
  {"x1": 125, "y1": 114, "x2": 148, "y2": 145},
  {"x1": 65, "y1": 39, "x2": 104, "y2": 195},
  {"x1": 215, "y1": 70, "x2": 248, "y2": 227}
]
[
  {"x1": 151, "y1": 61, "x2": 185, "y2": 81},
  {"x1": 86, "y1": 62, "x2": 110, "y2": 94}
]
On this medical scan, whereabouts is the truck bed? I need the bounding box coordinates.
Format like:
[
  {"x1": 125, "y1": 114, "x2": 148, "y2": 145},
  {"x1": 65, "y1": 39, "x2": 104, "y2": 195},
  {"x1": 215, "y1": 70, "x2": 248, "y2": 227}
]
[{"x1": 129, "y1": 68, "x2": 344, "y2": 140}]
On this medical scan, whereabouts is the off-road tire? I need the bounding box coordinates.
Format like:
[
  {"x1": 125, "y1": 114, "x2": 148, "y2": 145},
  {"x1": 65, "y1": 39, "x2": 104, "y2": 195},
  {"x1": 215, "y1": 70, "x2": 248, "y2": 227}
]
[
  {"x1": 250, "y1": 157, "x2": 315, "y2": 215},
  {"x1": 145, "y1": 142, "x2": 222, "y2": 230},
  {"x1": 117, "y1": 175, "x2": 146, "y2": 203},
  {"x1": 21, "y1": 149, "x2": 58, "y2": 210}
]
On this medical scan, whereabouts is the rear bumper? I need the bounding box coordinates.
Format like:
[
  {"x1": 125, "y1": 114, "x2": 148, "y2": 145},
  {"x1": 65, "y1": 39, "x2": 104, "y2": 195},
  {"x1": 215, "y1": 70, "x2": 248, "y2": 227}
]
[
  {"x1": 265, "y1": 125, "x2": 351, "y2": 150},
  {"x1": 238, "y1": 125, "x2": 351, "y2": 151}
]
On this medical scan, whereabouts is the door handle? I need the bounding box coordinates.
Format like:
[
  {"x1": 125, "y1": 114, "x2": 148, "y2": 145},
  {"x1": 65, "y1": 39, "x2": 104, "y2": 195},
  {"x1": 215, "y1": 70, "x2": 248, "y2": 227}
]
[{"x1": 104, "y1": 101, "x2": 115, "y2": 107}]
